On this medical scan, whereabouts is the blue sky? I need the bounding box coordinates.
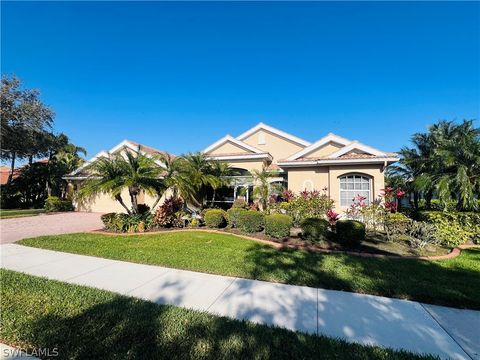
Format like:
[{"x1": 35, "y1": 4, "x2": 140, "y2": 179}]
[{"x1": 2, "y1": 1, "x2": 479, "y2": 159}]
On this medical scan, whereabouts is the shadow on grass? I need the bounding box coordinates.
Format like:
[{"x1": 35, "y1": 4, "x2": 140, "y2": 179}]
[
  {"x1": 242, "y1": 245, "x2": 480, "y2": 309},
  {"x1": 27, "y1": 297, "x2": 430, "y2": 360}
]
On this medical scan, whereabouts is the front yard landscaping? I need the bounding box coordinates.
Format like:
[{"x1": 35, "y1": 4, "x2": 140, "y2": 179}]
[
  {"x1": 0, "y1": 269, "x2": 433, "y2": 360},
  {"x1": 19, "y1": 231, "x2": 480, "y2": 309}
]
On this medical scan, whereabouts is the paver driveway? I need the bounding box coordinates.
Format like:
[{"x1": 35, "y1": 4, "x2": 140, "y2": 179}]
[{"x1": 0, "y1": 212, "x2": 103, "y2": 244}]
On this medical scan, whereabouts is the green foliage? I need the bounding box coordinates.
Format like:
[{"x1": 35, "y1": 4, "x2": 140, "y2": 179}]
[
  {"x1": 300, "y1": 217, "x2": 329, "y2": 243},
  {"x1": 407, "y1": 221, "x2": 440, "y2": 249},
  {"x1": 336, "y1": 220, "x2": 366, "y2": 246},
  {"x1": 153, "y1": 196, "x2": 184, "y2": 228},
  {"x1": 232, "y1": 198, "x2": 249, "y2": 209},
  {"x1": 237, "y1": 210, "x2": 265, "y2": 233},
  {"x1": 189, "y1": 218, "x2": 200, "y2": 228},
  {"x1": 204, "y1": 209, "x2": 228, "y2": 228},
  {"x1": 101, "y1": 212, "x2": 152, "y2": 233},
  {"x1": 226, "y1": 207, "x2": 247, "y2": 228},
  {"x1": 250, "y1": 166, "x2": 281, "y2": 210},
  {"x1": 44, "y1": 196, "x2": 74, "y2": 212},
  {"x1": 385, "y1": 212, "x2": 412, "y2": 241},
  {"x1": 264, "y1": 214, "x2": 293, "y2": 239},
  {"x1": 268, "y1": 190, "x2": 334, "y2": 227},
  {"x1": 417, "y1": 211, "x2": 480, "y2": 246}
]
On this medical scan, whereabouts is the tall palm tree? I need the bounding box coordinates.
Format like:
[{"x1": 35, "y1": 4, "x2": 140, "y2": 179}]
[
  {"x1": 250, "y1": 166, "x2": 280, "y2": 210},
  {"x1": 77, "y1": 149, "x2": 165, "y2": 214}
]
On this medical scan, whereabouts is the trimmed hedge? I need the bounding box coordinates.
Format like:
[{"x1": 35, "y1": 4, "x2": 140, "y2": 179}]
[
  {"x1": 44, "y1": 196, "x2": 74, "y2": 212},
  {"x1": 300, "y1": 217, "x2": 329, "y2": 243},
  {"x1": 204, "y1": 209, "x2": 227, "y2": 228},
  {"x1": 237, "y1": 210, "x2": 265, "y2": 233},
  {"x1": 226, "y1": 208, "x2": 247, "y2": 228},
  {"x1": 417, "y1": 211, "x2": 480, "y2": 246},
  {"x1": 336, "y1": 220, "x2": 365, "y2": 246},
  {"x1": 265, "y1": 214, "x2": 293, "y2": 239}
]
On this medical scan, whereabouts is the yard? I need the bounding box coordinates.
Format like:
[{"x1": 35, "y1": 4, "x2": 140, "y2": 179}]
[
  {"x1": 0, "y1": 209, "x2": 45, "y2": 219},
  {"x1": 0, "y1": 269, "x2": 435, "y2": 359},
  {"x1": 19, "y1": 231, "x2": 480, "y2": 309}
]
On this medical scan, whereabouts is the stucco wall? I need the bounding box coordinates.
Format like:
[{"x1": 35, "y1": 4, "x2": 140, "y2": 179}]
[
  {"x1": 286, "y1": 164, "x2": 385, "y2": 212},
  {"x1": 75, "y1": 187, "x2": 172, "y2": 213},
  {"x1": 208, "y1": 141, "x2": 251, "y2": 155},
  {"x1": 301, "y1": 142, "x2": 343, "y2": 159},
  {"x1": 218, "y1": 159, "x2": 266, "y2": 172},
  {"x1": 241, "y1": 129, "x2": 305, "y2": 162}
]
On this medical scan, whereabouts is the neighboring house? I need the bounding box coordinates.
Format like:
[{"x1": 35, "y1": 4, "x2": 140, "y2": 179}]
[
  {"x1": 64, "y1": 141, "x2": 174, "y2": 213},
  {"x1": 66, "y1": 123, "x2": 398, "y2": 213},
  {"x1": 202, "y1": 123, "x2": 398, "y2": 211}
]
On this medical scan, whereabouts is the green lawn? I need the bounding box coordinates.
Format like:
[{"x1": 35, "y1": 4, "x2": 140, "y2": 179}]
[
  {"x1": 0, "y1": 269, "x2": 435, "y2": 360},
  {"x1": 19, "y1": 231, "x2": 480, "y2": 309},
  {"x1": 0, "y1": 209, "x2": 45, "y2": 219}
]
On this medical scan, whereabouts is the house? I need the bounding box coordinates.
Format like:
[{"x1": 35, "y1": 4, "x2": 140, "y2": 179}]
[
  {"x1": 66, "y1": 123, "x2": 398, "y2": 213},
  {"x1": 64, "y1": 140, "x2": 174, "y2": 213},
  {"x1": 202, "y1": 123, "x2": 398, "y2": 211}
]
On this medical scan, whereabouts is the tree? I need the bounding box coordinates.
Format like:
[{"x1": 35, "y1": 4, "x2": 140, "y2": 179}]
[
  {"x1": 1, "y1": 75, "x2": 54, "y2": 185},
  {"x1": 208, "y1": 161, "x2": 232, "y2": 206},
  {"x1": 250, "y1": 166, "x2": 280, "y2": 211},
  {"x1": 388, "y1": 119, "x2": 480, "y2": 211},
  {"x1": 77, "y1": 149, "x2": 165, "y2": 215}
]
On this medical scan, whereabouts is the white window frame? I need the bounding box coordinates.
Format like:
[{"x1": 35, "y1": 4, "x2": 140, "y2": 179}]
[{"x1": 339, "y1": 174, "x2": 371, "y2": 207}]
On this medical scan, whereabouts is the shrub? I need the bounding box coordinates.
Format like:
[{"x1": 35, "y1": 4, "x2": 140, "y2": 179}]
[
  {"x1": 44, "y1": 196, "x2": 74, "y2": 212},
  {"x1": 237, "y1": 210, "x2": 265, "y2": 233},
  {"x1": 153, "y1": 196, "x2": 184, "y2": 228},
  {"x1": 227, "y1": 208, "x2": 247, "y2": 228},
  {"x1": 268, "y1": 190, "x2": 334, "y2": 226},
  {"x1": 407, "y1": 221, "x2": 440, "y2": 249},
  {"x1": 232, "y1": 198, "x2": 249, "y2": 209},
  {"x1": 384, "y1": 212, "x2": 411, "y2": 241},
  {"x1": 204, "y1": 209, "x2": 227, "y2": 228},
  {"x1": 336, "y1": 220, "x2": 365, "y2": 246},
  {"x1": 101, "y1": 212, "x2": 152, "y2": 233},
  {"x1": 189, "y1": 218, "x2": 200, "y2": 228},
  {"x1": 265, "y1": 214, "x2": 293, "y2": 239},
  {"x1": 417, "y1": 211, "x2": 480, "y2": 246},
  {"x1": 101, "y1": 213, "x2": 117, "y2": 230},
  {"x1": 300, "y1": 217, "x2": 329, "y2": 243},
  {"x1": 137, "y1": 204, "x2": 150, "y2": 215}
]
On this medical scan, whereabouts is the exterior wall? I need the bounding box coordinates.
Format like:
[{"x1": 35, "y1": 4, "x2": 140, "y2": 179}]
[
  {"x1": 287, "y1": 167, "x2": 329, "y2": 193},
  {"x1": 241, "y1": 129, "x2": 305, "y2": 162},
  {"x1": 219, "y1": 159, "x2": 266, "y2": 172},
  {"x1": 208, "y1": 141, "x2": 251, "y2": 155},
  {"x1": 301, "y1": 142, "x2": 343, "y2": 159},
  {"x1": 75, "y1": 186, "x2": 172, "y2": 213},
  {"x1": 286, "y1": 164, "x2": 385, "y2": 212}
]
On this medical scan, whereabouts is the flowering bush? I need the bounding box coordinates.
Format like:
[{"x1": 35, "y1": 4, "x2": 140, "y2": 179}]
[
  {"x1": 268, "y1": 189, "x2": 335, "y2": 227},
  {"x1": 326, "y1": 209, "x2": 340, "y2": 226},
  {"x1": 382, "y1": 187, "x2": 406, "y2": 213}
]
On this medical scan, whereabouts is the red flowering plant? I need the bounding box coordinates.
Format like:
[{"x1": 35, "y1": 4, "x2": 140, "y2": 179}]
[
  {"x1": 381, "y1": 187, "x2": 406, "y2": 213},
  {"x1": 326, "y1": 209, "x2": 340, "y2": 226}
]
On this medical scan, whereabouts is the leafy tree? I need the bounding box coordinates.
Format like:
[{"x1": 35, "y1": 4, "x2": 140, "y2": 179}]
[
  {"x1": 78, "y1": 149, "x2": 165, "y2": 215},
  {"x1": 209, "y1": 161, "x2": 232, "y2": 206},
  {"x1": 1, "y1": 75, "x2": 54, "y2": 185}
]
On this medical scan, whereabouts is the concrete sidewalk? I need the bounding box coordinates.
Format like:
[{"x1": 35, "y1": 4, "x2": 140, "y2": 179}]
[{"x1": 1, "y1": 244, "x2": 477, "y2": 360}]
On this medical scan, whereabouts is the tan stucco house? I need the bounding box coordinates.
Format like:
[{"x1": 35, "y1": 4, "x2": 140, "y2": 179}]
[{"x1": 66, "y1": 123, "x2": 398, "y2": 213}]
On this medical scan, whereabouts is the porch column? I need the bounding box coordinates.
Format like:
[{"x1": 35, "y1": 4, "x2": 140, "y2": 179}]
[{"x1": 246, "y1": 186, "x2": 249, "y2": 203}]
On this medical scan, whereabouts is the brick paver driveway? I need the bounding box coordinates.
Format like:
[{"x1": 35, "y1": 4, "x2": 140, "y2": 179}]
[{"x1": 0, "y1": 212, "x2": 103, "y2": 244}]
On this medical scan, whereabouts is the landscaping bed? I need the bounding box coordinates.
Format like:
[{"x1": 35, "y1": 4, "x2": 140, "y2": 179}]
[
  {"x1": 18, "y1": 231, "x2": 480, "y2": 309},
  {"x1": 0, "y1": 269, "x2": 432, "y2": 360}
]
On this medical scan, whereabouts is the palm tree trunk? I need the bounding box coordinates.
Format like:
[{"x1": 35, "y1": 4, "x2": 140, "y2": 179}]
[
  {"x1": 151, "y1": 191, "x2": 165, "y2": 211},
  {"x1": 129, "y1": 187, "x2": 139, "y2": 214},
  {"x1": 115, "y1": 194, "x2": 131, "y2": 215}
]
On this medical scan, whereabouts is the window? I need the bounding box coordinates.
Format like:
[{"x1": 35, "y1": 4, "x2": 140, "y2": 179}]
[{"x1": 340, "y1": 175, "x2": 370, "y2": 207}]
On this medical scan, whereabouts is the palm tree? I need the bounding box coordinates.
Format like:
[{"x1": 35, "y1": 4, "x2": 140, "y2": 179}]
[
  {"x1": 209, "y1": 161, "x2": 232, "y2": 206},
  {"x1": 250, "y1": 166, "x2": 280, "y2": 210},
  {"x1": 77, "y1": 149, "x2": 165, "y2": 215}
]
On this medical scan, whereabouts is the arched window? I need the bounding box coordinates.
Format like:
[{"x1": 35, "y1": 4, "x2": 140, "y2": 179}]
[{"x1": 339, "y1": 175, "x2": 371, "y2": 207}]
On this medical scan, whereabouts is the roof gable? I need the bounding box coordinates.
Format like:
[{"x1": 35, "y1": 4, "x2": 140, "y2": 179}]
[
  {"x1": 287, "y1": 133, "x2": 351, "y2": 160},
  {"x1": 236, "y1": 122, "x2": 310, "y2": 147},
  {"x1": 202, "y1": 135, "x2": 263, "y2": 155},
  {"x1": 328, "y1": 141, "x2": 386, "y2": 158}
]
